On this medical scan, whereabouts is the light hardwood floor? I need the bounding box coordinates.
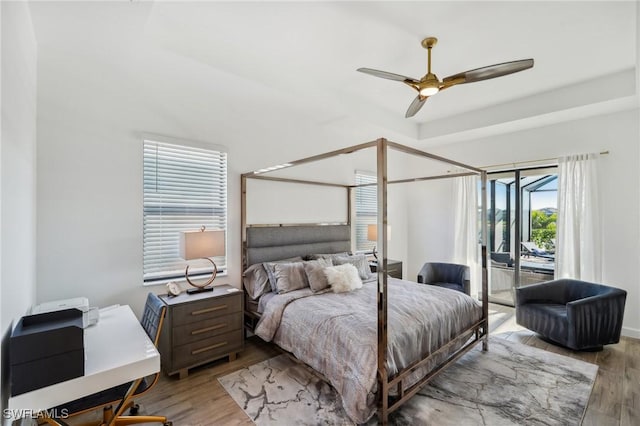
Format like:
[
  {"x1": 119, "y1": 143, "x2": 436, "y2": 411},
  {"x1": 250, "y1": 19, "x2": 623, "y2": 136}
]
[{"x1": 74, "y1": 304, "x2": 640, "y2": 425}]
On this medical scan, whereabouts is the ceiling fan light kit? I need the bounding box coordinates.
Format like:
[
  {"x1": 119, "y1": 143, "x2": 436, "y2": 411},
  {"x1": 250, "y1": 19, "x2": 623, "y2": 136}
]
[{"x1": 357, "y1": 36, "x2": 534, "y2": 118}]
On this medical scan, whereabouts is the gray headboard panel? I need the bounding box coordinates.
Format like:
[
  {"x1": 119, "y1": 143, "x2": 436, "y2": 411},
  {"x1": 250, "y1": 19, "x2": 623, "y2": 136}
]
[{"x1": 245, "y1": 225, "x2": 350, "y2": 266}]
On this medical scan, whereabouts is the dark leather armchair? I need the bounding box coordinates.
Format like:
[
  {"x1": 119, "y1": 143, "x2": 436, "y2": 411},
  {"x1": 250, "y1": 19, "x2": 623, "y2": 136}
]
[
  {"x1": 516, "y1": 279, "x2": 627, "y2": 351},
  {"x1": 417, "y1": 262, "x2": 470, "y2": 295}
]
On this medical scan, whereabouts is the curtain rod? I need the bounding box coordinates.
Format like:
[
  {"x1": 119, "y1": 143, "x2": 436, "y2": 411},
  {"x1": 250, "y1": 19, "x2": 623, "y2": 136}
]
[{"x1": 479, "y1": 150, "x2": 609, "y2": 171}]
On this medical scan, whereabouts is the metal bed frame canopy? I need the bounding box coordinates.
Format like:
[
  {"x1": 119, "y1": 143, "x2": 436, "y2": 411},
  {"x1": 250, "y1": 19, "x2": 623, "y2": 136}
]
[{"x1": 240, "y1": 137, "x2": 489, "y2": 424}]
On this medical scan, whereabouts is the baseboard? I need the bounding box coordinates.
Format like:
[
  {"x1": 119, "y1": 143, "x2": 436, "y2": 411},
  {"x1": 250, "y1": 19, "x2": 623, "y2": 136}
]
[{"x1": 622, "y1": 326, "x2": 640, "y2": 339}]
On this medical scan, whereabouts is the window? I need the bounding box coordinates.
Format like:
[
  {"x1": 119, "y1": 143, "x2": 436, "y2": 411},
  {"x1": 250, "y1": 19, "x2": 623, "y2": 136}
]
[
  {"x1": 143, "y1": 139, "x2": 227, "y2": 283},
  {"x1": 354, "y1": 172, "x2": 376, "y2": 252}
]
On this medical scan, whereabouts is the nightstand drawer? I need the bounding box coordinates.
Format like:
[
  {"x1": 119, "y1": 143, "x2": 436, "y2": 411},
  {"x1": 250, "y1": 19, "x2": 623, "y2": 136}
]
[
  {"x1": 173, "y1": 330, "x2": 242, "y2": 369},
  {"x1": 370, "y1": 260, "x2": 403, "y2": 280},
  {"x1": 387, "y1": 264, "x2": 402, "y2": 279},
  {"x1": 172, "y1": 294, "x2": 241, "y2": 326},
  {"x1": 173, "y1": 312, "x2": 242, "y2": 346}
]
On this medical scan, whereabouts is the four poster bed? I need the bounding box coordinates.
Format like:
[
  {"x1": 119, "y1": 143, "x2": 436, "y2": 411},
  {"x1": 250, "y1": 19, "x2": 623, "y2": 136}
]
[{"x1": 240, "y1": 138, "x2": 489, "y2": 424}]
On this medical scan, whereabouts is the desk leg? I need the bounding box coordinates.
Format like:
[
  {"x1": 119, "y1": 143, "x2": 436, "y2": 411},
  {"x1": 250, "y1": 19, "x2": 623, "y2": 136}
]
[
  {"x1": 178, "y1": 369, "x2": 188, "y2": 380},
  {"x1": 229, "y1": 352, "x2": 237, "y2": 362}
]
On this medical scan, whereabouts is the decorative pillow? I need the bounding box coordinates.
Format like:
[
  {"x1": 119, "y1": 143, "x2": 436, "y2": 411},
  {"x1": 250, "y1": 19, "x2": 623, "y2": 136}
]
[
  {"x1": 272, "y1": 262, "x2": 309, "y2": 294},
  {"x1": 333, "y1": 254, "x2": 372, "y2": 280},
  {"x1": 323, "y1": 264, "x2": 363, "y2": 293},
  {"x1": 263, "y1": 256, "x2": 304, "y2": 292},
  {"x1": 303, "y1": 258, "x2": 332, "y2": 292},
  {"x1": 305, "y1": 252, "x2": 350, "y2": 261},
  {"x1": 242, "y1": 263, "x2": 271, "y2": 300}
]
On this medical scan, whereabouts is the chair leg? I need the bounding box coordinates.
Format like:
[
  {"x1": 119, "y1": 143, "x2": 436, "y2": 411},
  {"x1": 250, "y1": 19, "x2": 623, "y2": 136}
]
[
  {"x1": 39, "y1": 419, "x2": 70, "y2": 426},
  {"x1": 113, "y1": 415, "x2": 168, "y2": 425},
  {"x1": 128, "y1": 403, "x2": 139, "y2": 415},
  {"x1": 103, "y1": 405, "x2": 114, "y2": 424}
]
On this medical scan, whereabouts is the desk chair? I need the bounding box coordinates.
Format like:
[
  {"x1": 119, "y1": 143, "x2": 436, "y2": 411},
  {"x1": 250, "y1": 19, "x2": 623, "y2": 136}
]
[{"x1": 45, "y1": 293, "x2": 171, "y2": 426}]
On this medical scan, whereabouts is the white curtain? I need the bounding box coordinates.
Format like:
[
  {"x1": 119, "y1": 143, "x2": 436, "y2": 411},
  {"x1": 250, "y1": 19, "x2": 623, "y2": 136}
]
[
  {"x1": 453, "y1": 175, "x2": 481, "y2": 299},
  {"x1": 556, "y1": 153, "x2": 601, "y2": 282}
]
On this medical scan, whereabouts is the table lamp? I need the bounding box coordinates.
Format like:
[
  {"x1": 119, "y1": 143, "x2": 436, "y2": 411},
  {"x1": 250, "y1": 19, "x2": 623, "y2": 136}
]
[
  {"x1": 180, "y1": 226, "x2": 225, "y2": 294},
  {"x1": 367, "y1": 224, "x2": 391, "y2": 261}
]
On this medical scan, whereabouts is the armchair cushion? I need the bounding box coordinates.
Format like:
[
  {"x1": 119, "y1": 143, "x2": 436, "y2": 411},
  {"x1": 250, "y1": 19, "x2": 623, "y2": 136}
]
[{"x1": 516, "y1": 279, "x2": 626, "y2": 351}]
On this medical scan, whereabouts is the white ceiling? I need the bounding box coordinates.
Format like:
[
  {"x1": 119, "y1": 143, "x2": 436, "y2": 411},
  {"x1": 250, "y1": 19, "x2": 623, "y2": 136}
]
[{"x1": 28, "y1": 1, "x2": 637, "y2": 141}]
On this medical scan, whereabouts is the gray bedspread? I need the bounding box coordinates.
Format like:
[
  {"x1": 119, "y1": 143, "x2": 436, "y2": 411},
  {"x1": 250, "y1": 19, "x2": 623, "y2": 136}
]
[{"x1": 254, "y1": 277, "x2": 482, "y2": 424}]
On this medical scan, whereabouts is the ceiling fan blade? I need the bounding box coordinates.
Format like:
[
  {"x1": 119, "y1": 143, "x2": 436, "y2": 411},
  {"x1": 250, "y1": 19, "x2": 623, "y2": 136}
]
[
  {"x1": 357, "y1": 68, "x2": 418, "y2": 83},
  {"x1": 405, "y1": 95, "x2": 428, "y2": 118},
  {"x1": 442, "y1": 59, "x2": 534, "y2": 87}
]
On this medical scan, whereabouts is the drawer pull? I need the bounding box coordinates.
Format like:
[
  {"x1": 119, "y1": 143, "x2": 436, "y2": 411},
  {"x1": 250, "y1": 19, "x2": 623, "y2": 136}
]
[
  {"x1": 192, "y1": 305, "x2": 227, "y2": 316},
  {"x1": 191, "y1": 341, "x2": 227, "y2": 355},
  {"x1": 191, "y1": 323, "x2": 227, "y2": 335}
]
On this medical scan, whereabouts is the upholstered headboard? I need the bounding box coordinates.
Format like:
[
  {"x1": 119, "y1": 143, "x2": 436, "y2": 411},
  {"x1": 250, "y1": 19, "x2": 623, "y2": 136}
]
[{"x1": 245, "y1": 225, "x2": 350, "y2": 266}]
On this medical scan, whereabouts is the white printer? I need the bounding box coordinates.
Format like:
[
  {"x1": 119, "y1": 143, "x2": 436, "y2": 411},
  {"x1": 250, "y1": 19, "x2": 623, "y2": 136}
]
[{"x1": 31, "y1": 297, "x2": 99, "y2": 328}]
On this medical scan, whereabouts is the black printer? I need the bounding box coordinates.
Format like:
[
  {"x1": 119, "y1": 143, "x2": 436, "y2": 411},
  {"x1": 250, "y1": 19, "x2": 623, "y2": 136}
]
[{"x1": 10, "y1": 308, "x2": 84, "y2": 396}]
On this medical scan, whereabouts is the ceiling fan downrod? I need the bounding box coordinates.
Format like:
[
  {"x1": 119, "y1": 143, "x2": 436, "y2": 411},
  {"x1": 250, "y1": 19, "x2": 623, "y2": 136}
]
[{"x1": 421, "y1": 37, "x2": 438, "y2": 75}]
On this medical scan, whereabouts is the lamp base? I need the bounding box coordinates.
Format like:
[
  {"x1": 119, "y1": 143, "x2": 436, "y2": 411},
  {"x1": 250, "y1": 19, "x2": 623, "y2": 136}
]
[{"x1": 186, "y1": 286, "x2": 215, "y2": 294}]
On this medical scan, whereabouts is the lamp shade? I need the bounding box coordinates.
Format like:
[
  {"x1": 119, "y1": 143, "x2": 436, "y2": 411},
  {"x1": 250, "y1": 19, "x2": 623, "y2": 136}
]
[
  {"x1": 367, "y1": 224, "x2": 377, "y2": 241},
  {"x1": 180, "y1": 229, "x2": 225, "y2": 260},
  {"x1": 367, "y1": 224, "x2": 391, "y2": 241}
]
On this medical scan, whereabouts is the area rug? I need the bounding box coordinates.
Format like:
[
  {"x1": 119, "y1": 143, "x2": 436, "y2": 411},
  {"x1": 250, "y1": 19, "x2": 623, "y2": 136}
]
[{"x1": 218, "y1": 338, "x2": 598, "y2": 425}]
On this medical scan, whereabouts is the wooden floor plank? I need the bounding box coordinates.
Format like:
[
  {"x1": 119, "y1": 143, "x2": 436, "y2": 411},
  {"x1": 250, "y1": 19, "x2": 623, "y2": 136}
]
[
  {"x1": 626, "y1": 336, "x2": 640, "y2": 371},
  {"x1": 583, "y1": 408, "x2": 620, "y2": 426},
  {"x1": 598, "y1": 338, "x2": 628, "y2": 374},
  {"x1": 588, "y1": 369, "x2": 623, "y2": 420},
  {"x1": 621, "y1": 404, "x2": 640, "y2": 426},
  {"x1": 623, "y1": 367, "x2": 640, "y2": 409}
]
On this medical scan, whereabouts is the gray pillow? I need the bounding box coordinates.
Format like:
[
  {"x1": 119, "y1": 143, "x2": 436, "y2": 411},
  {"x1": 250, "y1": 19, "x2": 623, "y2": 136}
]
[
  {"x1": 242, "y1": 263, "x2": 271, "y2": 300},
  {"x1": 303, "y1": 258, "x2": 332, "y2": 292},
  {"x1": 306, "y1": 252, "x2": 350, "y2": 261},
  {"x1": 263, "y1": 256, "x2": 304, "y2": 292},
  {"x1": 273, "y1": 262, "x2": 308, "y2": 294},
  {"x1": 333, "y1": 254, "x2": 372, "y2": 280}
]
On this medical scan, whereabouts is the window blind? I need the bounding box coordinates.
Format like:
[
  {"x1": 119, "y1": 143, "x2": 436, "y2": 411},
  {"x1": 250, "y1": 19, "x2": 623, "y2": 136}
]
[
  {"x1": 355, "y1": 172, "x2": 376, "y2": 252},
  {"x1": 143, "y1": 139, "x2": 227, "y2": 282}
]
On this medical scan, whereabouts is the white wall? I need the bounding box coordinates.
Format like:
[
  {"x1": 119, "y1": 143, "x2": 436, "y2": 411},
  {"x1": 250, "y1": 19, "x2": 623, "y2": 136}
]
[
  {"x1": 0, "y1": 0, "x2": 38, "y2": 409},
  {"x1": 34, "y1": 31, "x2": 407, "y2": 318},
  {"x1": 245, "y1": 162, "x2": 409, "y2": 276},
  {"x1": 405, "y1": 179, "x2": 455, "y2": 278},
  {"x1": 407, "y1": 109, "x2": 640, "y2": 336},
  {"x1": 246, "y1": 180, "x2": 348, "y2": 225}
]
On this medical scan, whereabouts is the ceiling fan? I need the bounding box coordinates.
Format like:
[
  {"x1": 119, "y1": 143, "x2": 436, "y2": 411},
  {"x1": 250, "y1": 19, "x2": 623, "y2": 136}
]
[{"x1": 357, "y1": 37, "x2": 534, "y2": 118}]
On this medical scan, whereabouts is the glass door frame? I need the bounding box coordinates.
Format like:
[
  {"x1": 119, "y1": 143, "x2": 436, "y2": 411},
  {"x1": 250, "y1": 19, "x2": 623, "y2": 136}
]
[{"x1": 487, "y1": 166, "x2": 557, "y2": 306}]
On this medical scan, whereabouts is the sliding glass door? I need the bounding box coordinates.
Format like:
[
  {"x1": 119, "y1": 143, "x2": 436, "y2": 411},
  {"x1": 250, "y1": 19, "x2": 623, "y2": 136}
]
[{"x1": 487, "y1": 167, "x2": 557, "y2": 306}]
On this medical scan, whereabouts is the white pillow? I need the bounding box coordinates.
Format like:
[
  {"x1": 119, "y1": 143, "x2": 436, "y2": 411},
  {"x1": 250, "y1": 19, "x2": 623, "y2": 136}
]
[{"x1": 323, "y1": 264, "x2": 363, "y2": 293}]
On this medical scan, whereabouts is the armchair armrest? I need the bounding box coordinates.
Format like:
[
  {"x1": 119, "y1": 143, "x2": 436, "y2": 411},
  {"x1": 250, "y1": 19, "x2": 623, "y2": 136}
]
[
  {"x1": 417, "y1": 263, "x2": 432, "y2": 284},
  {"x1": 515, "y1": 280, "x2": 568, "y2": 306},
  {"x1": 567, "y1": 289, "x2": 627, "y2": 348},
  {"x1": 463, "y1": 279, "x2": 471, "y2": 296}
]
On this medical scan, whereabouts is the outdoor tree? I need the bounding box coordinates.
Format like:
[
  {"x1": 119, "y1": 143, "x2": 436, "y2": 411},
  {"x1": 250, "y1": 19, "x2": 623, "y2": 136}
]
[{"x1": 531, "y1": 210, "x2": 556, "y2": 251}]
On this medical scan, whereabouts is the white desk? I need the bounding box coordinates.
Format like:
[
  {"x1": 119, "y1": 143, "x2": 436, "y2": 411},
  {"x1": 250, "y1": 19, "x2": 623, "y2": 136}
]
[{"x1": 8, "y1": 305, "x2": 159, "y2": 415}]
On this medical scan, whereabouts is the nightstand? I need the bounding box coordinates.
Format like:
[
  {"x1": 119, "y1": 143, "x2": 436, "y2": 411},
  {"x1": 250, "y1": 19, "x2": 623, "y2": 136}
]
[
  {"x1": 370, "y1": 259, "x2": 403, "y2": 279},
  {"x1": 158, "y1": 284, "x2": 243, "y2": 379}
]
